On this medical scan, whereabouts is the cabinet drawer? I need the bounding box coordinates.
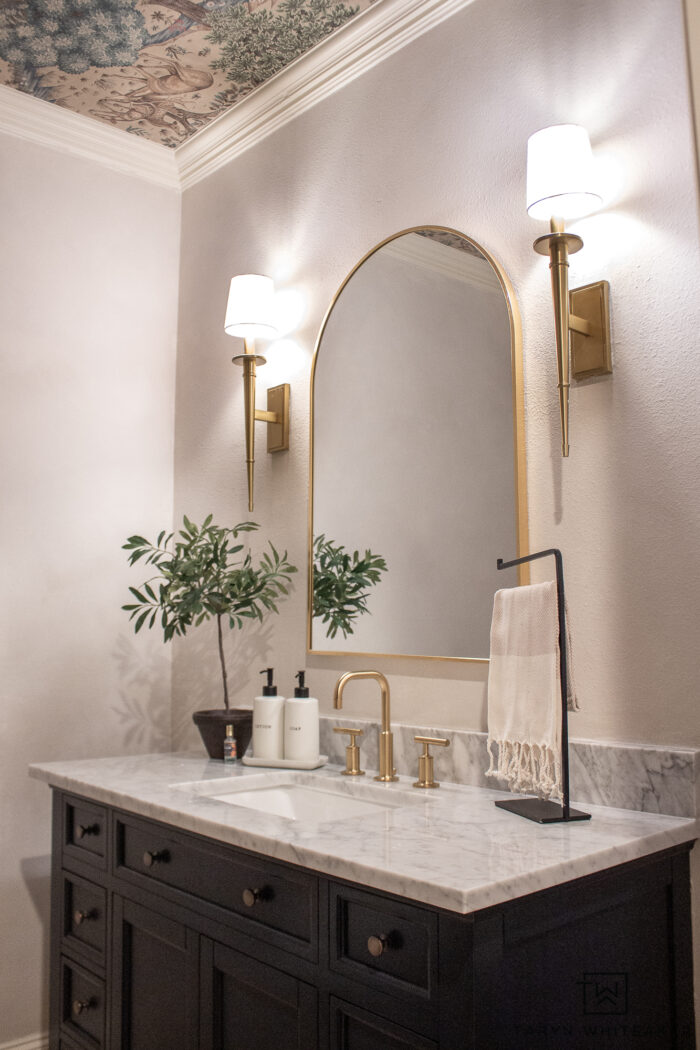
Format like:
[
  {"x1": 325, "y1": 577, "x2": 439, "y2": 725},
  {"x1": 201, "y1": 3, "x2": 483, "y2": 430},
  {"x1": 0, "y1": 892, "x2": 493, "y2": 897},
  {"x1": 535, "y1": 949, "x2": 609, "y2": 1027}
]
[
  {"x1": 115, "y1": 815, "x2": 317, "y2": 954},
  {"x1": 60, "y1": 956, "x2": 105, "y2": 1047},
  {"x1": 62, "y1": 872, "x2": 106, "y2": 963},
  {"x1": 63, "y1": 796, "x2": 107, "y2": 869},
  {"x1": 330, "y1": 883, "x2": 438, "y2": 1002}
]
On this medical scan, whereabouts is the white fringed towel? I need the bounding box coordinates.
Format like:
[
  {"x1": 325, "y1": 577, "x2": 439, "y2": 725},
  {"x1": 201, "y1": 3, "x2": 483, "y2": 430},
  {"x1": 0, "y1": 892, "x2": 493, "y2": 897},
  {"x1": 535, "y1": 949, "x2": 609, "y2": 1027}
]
[{"x1": 486, "y1": 581, "x2": 579, "y2": 802}]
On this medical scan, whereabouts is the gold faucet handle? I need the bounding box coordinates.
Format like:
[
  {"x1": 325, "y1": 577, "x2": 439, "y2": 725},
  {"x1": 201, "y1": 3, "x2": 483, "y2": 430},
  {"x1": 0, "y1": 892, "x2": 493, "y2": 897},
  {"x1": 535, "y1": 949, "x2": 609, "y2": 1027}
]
[
  {"x1": 413, "y1": 735, "x2": 450, "y2": 789},
  {"x1": 333, "y1": 727, "x2": 365, "y2": 777}
]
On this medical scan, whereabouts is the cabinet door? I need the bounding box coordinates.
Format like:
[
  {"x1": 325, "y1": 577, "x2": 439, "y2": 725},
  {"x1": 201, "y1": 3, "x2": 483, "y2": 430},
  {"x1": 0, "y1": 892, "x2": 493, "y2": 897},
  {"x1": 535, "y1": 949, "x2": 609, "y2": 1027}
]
[
  {"x1": 201, "y1": 939, "x2": 317, "y2": 1050},
  {"x1": 330, "y1": 997, "x2": 437, "y2": 1050},
  {"x1": 111, "y1": 895, "x2": 198, "y2": 1050},
  {"x1": 473, "y1": 851, "x2": 695, "y2": 1050}
]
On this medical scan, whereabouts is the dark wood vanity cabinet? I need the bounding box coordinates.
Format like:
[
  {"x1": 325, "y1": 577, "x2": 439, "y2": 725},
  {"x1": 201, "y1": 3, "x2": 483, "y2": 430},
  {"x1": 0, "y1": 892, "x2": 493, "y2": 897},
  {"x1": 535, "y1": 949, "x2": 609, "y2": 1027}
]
[{"x1": 49, "y1": 790, "x2": 696, "y2": 1050}]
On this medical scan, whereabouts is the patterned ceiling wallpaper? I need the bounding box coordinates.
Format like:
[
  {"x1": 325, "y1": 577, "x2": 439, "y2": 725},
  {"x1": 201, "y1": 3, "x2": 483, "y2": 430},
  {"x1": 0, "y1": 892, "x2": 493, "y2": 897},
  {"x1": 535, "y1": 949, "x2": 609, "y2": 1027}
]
[{"x1": 0, "y1": 0, "x2": 373, "y2": 148}]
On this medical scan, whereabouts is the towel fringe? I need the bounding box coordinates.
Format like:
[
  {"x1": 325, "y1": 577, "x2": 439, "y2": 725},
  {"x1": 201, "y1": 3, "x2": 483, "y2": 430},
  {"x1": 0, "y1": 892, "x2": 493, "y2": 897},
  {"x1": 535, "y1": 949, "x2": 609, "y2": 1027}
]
[{"x1": 487, "y1": 737, "x2": 562, "y2": 802}]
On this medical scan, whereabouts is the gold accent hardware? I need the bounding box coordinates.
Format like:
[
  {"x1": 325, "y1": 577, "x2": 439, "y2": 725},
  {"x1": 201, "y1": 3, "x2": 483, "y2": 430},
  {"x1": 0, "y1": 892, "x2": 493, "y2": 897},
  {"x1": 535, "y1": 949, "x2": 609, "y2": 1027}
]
[
  {"x1": 333, "y1": 726, "x2": 365, "y2": 776},
  {"x1": 307, "y1": 225, "x2": 530, "y2": 664},
  {"x1": 528, "y1": 124, "x2": 612, "y2": 457},
  {"x1": 533, "y1": 229, "x2": 612, "y2": 455},
  {"x1": 264, "y1": 383, "x2": 290, "y2": 452},
  {"x1": 232, "y1": 336, "x2": 290, "y2": 511},
  {"x1": 367, "y1": 934, "x2": 388, "y2": 957},
  {"x1": 242, "y1": 887, "x2": 263, "y2": 907},
  {"x1": 570, "y1": 281, "x2": 612, "y2": 379},
  {"x1": 413, "y1": 735, "x2": 450, "y2": 789},
  {"x1": 72, "y1": 999, "x2": 94, "y2": 1016},
  {"x1": 73, "y1": 909, "x2": 96, "y2": 926},
  {"x1": 142, "y1": 849, "x2": 169, "y2": 868},
  {"x1": 333, "y1": 671, "x2": 398, "y2": 782}
]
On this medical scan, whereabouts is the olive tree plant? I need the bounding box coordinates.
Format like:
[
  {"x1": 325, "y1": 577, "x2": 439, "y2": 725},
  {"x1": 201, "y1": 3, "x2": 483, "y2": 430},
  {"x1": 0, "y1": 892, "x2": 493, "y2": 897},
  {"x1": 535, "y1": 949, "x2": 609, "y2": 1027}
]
[
  {"x1": 123, "y1": 516, "x2": 296, "y2": 707},
  {"x1": 312, "y1": 533, "x2": 386, "y2": 640}
]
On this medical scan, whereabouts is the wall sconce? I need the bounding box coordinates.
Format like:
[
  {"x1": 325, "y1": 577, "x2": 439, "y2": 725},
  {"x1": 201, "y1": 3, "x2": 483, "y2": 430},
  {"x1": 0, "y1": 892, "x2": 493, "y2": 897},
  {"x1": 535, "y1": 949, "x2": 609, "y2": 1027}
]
[
  {"x1": 224, "y1": 274, "x2": 290, "y2": 511},
  {"x1": 527, "y1": 124, "x2": 612, "y2": 457}
]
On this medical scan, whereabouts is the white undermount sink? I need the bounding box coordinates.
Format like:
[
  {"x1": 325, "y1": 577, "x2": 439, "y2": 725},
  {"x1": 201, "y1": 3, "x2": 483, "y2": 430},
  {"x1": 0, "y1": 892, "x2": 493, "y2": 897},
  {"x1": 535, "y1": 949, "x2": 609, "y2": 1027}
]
[{"x1": 170, "y1": 770, "x2": 424, "y2": 823}]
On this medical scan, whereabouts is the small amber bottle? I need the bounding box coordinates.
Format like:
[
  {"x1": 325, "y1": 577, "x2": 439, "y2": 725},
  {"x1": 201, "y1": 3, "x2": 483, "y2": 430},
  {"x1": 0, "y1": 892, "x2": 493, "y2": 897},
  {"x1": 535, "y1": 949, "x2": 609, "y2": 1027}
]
[{"x1": 223, "y1": 725, "x2": 237, "y2": 763}]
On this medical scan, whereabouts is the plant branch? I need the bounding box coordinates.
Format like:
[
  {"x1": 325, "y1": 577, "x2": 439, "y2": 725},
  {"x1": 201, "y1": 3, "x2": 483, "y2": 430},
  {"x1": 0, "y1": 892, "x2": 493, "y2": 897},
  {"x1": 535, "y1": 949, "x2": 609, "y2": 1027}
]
[{"x1": 216, "y1": 613, "x2": 229, "y2": 709}]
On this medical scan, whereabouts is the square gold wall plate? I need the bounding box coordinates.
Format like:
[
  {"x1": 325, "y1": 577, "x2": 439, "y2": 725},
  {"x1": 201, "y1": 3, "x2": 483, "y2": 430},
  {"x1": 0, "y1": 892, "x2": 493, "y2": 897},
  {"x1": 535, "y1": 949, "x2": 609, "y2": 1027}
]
[
  {"x1": 570, "y1": 281, "x2": 612, "y2": 380},
  {"x1": 266, "y1": 384, "x2": 290, "y2": 452}
]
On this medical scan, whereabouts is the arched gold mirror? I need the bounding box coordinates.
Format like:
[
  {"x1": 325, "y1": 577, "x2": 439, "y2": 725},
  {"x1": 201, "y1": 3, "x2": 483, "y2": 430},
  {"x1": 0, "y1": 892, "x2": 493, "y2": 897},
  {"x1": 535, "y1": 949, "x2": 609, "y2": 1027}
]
[{"x1": 308, "y1": 227, "x2": 528, "y2": 661}]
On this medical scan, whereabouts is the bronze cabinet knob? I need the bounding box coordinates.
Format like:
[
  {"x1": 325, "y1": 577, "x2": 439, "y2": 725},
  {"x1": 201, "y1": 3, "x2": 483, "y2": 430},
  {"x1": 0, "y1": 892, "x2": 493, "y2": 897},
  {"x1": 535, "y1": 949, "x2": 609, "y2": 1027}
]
[
  {"x1": 73, "y1": 908, "x2": 95, "y2": 926},
  {"x1": 72, "y1": 999, "x2": 93, "y2": 1016},
  {"x1": 367, "y1": 934, "x2": 388, "y2": 958},
  {"x1": 75, "y1": 823, "x2": 99, "y2": 839},
  {"x1": 142, "y1": 849, "x2": 169, "y2": 868},
  {"x1": 242, "y1": 887, "x2": 262, "y2": 908}
]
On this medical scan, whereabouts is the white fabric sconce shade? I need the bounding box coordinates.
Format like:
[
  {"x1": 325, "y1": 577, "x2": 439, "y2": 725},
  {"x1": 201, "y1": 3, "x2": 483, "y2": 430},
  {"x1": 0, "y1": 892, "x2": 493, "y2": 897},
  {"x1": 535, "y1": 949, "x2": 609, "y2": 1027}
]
[
  {"x1": 224, "y1": 274, "x2": 278, "y2": 339},
  {"x1": 526, "y1": 124, "x2": 602, "y2": 222}
]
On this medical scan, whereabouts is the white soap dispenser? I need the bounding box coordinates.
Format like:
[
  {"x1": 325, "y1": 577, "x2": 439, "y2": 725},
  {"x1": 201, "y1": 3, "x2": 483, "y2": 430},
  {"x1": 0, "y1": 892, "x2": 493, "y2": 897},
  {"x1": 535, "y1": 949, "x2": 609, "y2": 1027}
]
[
  {"x1": 284, "y1": 671, "x2": 320, "y2": 764},
  {"x1": 252, "y1": 667, "x2": 285, "y2": 760}
]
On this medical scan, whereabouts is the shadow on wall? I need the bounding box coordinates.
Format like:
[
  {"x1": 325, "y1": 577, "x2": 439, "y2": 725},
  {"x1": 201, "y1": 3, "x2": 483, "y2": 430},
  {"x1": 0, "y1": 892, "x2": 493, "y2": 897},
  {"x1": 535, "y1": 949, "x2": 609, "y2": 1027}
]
[
  {"x1": 171, "y1": 618, "x2": 277, "y2": 750},
  {"x1": 21, "y1": 853, "x2": 52, "y2": 1033},
  {"x1": 111, "y1": 636, "x2": 171, "y2": 752}
]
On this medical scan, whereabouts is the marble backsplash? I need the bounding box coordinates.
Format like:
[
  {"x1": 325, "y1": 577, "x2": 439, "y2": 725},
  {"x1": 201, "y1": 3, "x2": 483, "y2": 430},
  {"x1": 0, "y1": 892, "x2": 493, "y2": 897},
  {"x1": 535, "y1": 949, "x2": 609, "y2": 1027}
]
[{"x1": 320, "y1": 716, "x2": 700, "y2": 818}]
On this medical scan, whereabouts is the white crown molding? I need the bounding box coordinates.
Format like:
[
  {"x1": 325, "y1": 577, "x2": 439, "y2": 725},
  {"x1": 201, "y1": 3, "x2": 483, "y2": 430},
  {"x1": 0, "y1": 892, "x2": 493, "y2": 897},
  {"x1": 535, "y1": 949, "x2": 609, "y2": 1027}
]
[
  {"x1": 384, "y1": 233, "x2": 503, "y2": 292},
  {"x1": 0, "y1": 83, "x2": 180, "y2": 190},
  {"x1": 0, "y1": 0, "x2": 475, "y2": 192},
  {"x1": 176, "y1": 0, "x2": 477, "y2": 189}
]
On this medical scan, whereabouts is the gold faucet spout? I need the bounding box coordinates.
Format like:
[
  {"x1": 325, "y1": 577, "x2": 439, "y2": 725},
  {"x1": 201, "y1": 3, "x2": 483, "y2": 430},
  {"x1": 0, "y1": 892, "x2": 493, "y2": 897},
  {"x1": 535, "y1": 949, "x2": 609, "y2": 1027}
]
[{"x1": 333, "y1": 671, "x2": 398, "y2": 782}]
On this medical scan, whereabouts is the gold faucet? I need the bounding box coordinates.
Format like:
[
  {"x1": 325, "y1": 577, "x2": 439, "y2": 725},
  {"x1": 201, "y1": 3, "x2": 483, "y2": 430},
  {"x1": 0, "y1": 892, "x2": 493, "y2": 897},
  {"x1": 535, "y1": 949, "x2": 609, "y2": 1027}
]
[{"x1": 333, "y1": 671, "x2": 398, "y2": 782}]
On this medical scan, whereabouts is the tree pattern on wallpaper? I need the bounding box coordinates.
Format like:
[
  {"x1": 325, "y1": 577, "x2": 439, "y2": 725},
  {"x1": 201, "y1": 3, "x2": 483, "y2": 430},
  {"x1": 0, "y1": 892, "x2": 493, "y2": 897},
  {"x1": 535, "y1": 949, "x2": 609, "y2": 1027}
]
[
  {"x1": 209, "y1": 0, "x2": 359, "y2": 89},
  {"x1": 0, "y1": 0, "x2": 368, "y2": 147}
]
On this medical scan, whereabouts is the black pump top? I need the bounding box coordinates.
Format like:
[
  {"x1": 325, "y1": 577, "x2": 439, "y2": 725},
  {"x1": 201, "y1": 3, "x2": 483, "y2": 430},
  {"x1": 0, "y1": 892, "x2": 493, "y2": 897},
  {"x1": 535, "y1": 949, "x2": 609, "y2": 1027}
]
[
  {"x1": 294, "y1": 670, "x2": 309, "y2": 698},
  {"x1": 260, "y1": 667, "x2": 277, "y2": 696}
]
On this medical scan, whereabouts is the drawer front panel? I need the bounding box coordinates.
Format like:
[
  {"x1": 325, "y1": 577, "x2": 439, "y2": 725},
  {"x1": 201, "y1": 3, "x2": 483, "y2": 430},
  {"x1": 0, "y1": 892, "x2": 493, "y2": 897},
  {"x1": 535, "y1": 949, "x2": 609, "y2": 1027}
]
[
  {"x1": 63, "y1": 873, "x2": 106, "y2": 960},
  {"x1": 331, "y1": 884, "x2": 437, "y2": 1000},
  {"x1": 63, "y1": 797, "x2": 107, "y2": 868},
  {"x1": 61, "y1": 957, "x2": 105, "y2": 1047},
  {"x1": 330, "y1": 997, "x2": 438, "y2": 1050},
  {"x1": 116, "y1": 816, "x2": 317, "y2": 949}
]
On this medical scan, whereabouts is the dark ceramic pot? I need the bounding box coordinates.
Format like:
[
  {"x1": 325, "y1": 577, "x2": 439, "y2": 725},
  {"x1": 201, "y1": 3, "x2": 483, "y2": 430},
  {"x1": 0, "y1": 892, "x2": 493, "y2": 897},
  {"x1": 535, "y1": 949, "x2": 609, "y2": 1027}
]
[{"x1": 192, "y1": 709, "x2": 253, "y2": 761}]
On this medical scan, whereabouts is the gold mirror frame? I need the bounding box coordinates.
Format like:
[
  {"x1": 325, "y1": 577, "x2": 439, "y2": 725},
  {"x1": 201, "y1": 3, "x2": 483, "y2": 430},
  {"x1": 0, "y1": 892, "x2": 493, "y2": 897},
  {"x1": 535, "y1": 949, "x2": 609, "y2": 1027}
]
[{"x1": 307, "y1": 225, "x2": 529, "y2": 663}]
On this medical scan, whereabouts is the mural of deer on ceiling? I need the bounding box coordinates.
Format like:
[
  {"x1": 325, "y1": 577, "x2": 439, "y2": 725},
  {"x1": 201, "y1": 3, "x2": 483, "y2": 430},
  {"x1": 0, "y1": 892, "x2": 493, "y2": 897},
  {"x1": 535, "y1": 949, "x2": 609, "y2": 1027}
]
[{"x1": 0, "y1": 0, "x2": 372, "y2": 148}]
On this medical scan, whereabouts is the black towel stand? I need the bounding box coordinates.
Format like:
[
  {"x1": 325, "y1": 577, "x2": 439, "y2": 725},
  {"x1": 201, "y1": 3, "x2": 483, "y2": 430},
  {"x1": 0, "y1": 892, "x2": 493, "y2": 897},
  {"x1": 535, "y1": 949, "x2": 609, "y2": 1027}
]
[{"x1": 494, "y1": 548, "x2": 590, "y2": 824}]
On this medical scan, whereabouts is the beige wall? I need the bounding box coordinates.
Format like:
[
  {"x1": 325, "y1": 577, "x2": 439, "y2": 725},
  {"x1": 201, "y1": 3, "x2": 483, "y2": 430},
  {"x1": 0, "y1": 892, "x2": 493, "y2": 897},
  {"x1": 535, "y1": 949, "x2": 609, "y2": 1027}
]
[
  {"x1": 4, "y1": 0, "x2": 700, "y2": 1043},
  {"x1": 1, "y1": 134, "x2": 180, "y2": 1043},
  {"x1": 173, "y1": 0, "x2": 700, "y2": 747},
  {"x1": 173, "y1": 0, "x2": 700, "y2": 1024}
]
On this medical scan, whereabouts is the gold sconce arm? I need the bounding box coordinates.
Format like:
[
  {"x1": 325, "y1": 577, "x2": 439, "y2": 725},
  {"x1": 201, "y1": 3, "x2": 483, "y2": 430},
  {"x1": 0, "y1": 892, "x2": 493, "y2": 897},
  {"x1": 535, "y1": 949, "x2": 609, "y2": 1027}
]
[
  {"x1": 526, "y1": 125, "x2": 612, "y2": 458},
  {"x1": 232, "y1": 336, "x2": 290, "y2": 512},
  {"x1": 534, "y1": 220, "x2": 612, "y2": 457}
]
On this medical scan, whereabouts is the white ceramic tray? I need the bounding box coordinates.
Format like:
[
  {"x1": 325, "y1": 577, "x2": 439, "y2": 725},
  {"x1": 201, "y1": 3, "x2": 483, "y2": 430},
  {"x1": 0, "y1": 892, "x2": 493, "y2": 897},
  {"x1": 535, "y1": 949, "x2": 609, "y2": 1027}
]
[{"x1": 241, "y1": 754, "x2": 328, "y2": 770}]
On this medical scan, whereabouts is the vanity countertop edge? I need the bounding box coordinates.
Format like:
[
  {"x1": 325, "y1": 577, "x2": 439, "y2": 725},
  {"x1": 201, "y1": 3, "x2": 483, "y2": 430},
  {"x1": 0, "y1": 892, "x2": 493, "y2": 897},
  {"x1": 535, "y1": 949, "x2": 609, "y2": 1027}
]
[{"x1": 29, "y1": 751, "x2": 697, "y2": 915}]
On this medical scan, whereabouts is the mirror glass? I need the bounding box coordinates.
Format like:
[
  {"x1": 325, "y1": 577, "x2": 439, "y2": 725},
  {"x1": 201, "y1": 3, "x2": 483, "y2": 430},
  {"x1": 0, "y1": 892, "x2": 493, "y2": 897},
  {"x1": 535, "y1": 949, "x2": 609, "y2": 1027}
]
[{"x1": 308, "y1": 227, "x2": 527, "y2": 661}]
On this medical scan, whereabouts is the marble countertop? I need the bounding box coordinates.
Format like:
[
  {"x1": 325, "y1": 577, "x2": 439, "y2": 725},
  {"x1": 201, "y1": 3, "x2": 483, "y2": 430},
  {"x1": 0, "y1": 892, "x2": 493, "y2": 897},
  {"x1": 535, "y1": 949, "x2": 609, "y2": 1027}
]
[{"x1": 29, "y1": 752, "x2": 697, "y2": 915}]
